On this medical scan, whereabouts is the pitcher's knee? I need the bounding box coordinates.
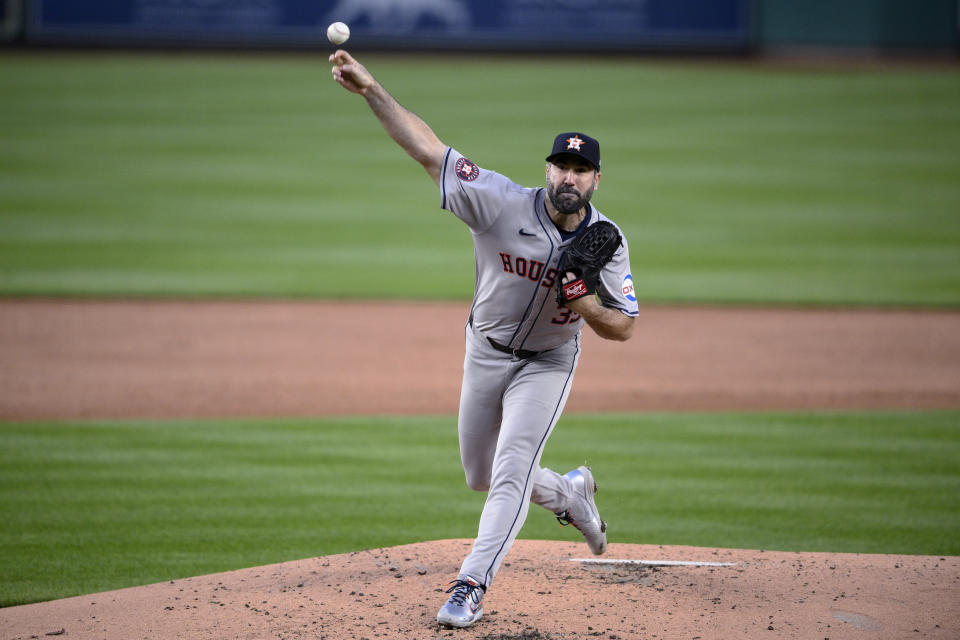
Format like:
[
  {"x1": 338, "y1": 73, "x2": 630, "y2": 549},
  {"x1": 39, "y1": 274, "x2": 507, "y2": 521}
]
[{"x1": 464, "y1": 472, "x2": 490, "y2": 492}]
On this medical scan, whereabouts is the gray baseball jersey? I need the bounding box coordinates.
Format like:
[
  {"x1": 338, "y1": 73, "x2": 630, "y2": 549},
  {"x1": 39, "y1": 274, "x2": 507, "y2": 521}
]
[
  {"x1": 438, "y1": 147, "x2": 638, "y2": 589},
  {"x1": 440, "y1": 147, "x2": 639, "y2": 351}
]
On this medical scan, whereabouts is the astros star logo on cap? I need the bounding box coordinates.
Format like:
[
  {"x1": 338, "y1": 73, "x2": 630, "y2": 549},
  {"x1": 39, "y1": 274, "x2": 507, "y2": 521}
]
[{"x1": 566, "y1": 136, "x2": 584, "y2": 151}]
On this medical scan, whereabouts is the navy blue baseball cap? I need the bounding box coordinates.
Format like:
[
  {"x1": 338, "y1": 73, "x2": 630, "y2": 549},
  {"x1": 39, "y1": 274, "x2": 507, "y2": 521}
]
[{"x1": 546, "y1": 132, "x2": 601, "y2": 171}]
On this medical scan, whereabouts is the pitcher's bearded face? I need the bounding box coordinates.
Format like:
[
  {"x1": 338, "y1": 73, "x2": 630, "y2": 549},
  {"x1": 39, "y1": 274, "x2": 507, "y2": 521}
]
[
  {"x1": 546, "y1": 156, "x2": 599, "y2": 215},
  {"x1": 547, "y1": 181, "x2": 595, "y2": 214}
]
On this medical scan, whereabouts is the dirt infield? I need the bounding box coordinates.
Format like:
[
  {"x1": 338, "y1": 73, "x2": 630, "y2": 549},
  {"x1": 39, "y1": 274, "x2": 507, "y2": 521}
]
[
  {"x1": 1, "y1": 299, "x2": 959, "y2": 638},
  {"x1": 2, "y1": 299, "x2": 959, "y2": 420},
  {"x1": 1, "y1": 540, "x2": 957, "y2": 640}
]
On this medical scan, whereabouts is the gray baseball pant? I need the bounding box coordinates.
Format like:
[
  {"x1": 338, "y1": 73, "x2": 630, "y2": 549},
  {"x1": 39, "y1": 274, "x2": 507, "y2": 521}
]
[{"x1": 456, "y1": 322, "x2": 582, "y2": 587}]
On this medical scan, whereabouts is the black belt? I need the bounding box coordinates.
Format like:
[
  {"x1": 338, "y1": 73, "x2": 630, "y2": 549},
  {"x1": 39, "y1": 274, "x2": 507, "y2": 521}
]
[{"x1": 486, "y1": 337, "x2": 542, "y2": 360}]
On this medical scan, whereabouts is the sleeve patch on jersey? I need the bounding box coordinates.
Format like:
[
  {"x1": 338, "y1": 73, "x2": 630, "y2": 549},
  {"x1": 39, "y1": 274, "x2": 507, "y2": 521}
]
[
  {"x1": 622, "y1": 274, "x2": 636, "y2": 302},
  {"x1": 455, "y1": 157, "x2": 480, "y2": 182}
]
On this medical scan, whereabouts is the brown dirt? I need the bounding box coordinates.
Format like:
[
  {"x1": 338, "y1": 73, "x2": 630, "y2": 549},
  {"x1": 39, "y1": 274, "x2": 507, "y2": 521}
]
[
  {"x1": 1, "y1": 540, "x2": 957, "y2": 640},
  {"x1": 2, "y1": 299, "x2": 959, "y2": 420},
  {"x1": 1, "y1": 299, "x2": 958, "y2": 639}
]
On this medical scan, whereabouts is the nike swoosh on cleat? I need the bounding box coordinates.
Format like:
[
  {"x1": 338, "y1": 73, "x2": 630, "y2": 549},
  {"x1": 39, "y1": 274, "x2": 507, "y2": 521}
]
[{"x1": 518, "y1": 228, "x2": 536, "y2": 237}]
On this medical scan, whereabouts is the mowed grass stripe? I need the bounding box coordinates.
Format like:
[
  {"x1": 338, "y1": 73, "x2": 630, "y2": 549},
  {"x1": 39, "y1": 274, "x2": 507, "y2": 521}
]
[
  {"x1": 1, "y1": 411, "x2": 957, "y2": 606},
  {"x1": 1, "y1": 54, "x2": 958, "y2": 304}
]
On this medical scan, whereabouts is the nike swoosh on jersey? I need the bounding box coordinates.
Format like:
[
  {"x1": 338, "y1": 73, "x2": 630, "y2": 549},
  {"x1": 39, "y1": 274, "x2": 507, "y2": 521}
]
[{"x1": 518, "y1": 228, "x2": 536, "y2": 237}]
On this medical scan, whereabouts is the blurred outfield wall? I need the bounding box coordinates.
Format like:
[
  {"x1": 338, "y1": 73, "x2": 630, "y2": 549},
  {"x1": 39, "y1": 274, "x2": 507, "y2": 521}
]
[
  {"x1": 2, "y1": 0, "x2": 956, "y2": 54},
  {"x1": 759, "y1": 0, "x2": 958, "y2": 51},
  {"x1": 6, "y1": 0, "x2": 752, "y2": 51}
]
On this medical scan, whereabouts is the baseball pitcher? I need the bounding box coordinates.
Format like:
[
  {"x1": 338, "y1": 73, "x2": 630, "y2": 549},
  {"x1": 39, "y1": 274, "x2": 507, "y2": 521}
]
[{"x1": 330, "y1": 50, "x2": 638, "y2": 629}]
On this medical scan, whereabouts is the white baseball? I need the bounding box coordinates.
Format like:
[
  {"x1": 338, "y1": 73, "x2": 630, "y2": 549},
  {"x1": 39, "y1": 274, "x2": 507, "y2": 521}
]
[{"x1": 327, "y1": 22, "x2": 350, "y2": 46}]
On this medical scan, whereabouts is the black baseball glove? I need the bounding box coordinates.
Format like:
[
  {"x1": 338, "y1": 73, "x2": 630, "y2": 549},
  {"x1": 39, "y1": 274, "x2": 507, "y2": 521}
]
[{"x1": 555, "y1": 220, "x2": 623, "y2": 307}]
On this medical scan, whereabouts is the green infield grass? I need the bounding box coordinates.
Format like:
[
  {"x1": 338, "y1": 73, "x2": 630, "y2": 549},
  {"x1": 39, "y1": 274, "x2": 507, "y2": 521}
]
[
  {"x1": 1, "y1": 411, "x2": 957, "y2": 606},
  {"x1": 1, "y1": 53, "x2": 958, "y2": 306}
]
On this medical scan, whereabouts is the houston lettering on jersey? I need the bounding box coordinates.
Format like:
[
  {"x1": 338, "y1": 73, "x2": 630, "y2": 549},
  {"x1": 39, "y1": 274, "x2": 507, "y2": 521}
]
[
  {"x1": 498, "y1": 252, "x2": 547, "y2": 282},
  {"x1": 498, "y1": 252, "x2": 562, "y2": 289}
]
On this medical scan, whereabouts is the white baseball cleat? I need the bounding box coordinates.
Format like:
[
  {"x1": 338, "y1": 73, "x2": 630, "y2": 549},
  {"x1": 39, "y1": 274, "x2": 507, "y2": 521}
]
[
  {"x1": 556, "y1": 465, "x2": 608, "y2": 555},
  {"x1": 436, "y1": 576, "x2": 486, "y2": 628}
]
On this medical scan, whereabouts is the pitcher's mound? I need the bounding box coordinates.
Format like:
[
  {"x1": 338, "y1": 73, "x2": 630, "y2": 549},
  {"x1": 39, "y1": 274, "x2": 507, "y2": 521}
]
[{"x1": 1, "y1": 539, "x2": 956, "y2": 639}]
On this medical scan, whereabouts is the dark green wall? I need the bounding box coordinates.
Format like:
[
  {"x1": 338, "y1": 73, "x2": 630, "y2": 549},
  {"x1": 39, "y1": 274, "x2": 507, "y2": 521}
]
[{"x1": 758, "y1": 0, "x2": 958, "y2": 49}]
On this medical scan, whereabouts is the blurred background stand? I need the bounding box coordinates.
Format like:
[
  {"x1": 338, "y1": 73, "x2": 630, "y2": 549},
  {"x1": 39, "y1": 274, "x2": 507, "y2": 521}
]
[{"x1": 1, "y1": 0, "x2": 955, "y2": 58}]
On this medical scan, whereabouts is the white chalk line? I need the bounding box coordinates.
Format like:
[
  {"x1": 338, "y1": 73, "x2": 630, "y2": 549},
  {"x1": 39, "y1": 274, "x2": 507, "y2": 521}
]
[{"x1": 571, "y1": 558, "x2": 738, "y2": 567}]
